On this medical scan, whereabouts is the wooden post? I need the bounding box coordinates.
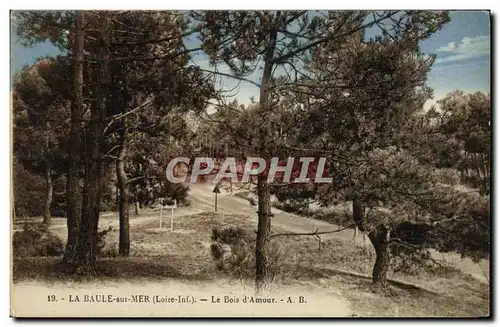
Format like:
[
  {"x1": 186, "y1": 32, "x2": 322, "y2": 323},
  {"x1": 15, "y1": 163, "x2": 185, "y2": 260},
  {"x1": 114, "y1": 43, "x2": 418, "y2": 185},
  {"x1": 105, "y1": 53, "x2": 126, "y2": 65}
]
[
  {"x1": 170, "y1": 200, "x2": 176, "y2": 231},
  {"x1": 213, "y1": 183, "x2": 220, "y2": 213},
  {"x1": 170, "y1": 208, "x2": 174, "y2": 231},
  {"x1": 215, "y1": 192, "x2": 218, "y2": 213},
  {"x1": 159, "y1": 206, "x2": 163, "y2": 229}
]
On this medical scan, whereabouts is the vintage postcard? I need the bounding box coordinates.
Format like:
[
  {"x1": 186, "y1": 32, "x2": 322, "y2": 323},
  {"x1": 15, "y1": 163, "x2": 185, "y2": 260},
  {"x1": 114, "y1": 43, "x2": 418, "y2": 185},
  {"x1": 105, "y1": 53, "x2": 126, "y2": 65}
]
[{"x1": 10, "y1": 9, "x2": 491, "y2": 318}]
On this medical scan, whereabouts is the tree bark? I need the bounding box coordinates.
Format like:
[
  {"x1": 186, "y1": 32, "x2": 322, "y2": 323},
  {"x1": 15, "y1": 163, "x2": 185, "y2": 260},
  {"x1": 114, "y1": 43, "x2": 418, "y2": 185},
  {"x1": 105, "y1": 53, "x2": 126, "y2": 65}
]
[
  {"x1": 43, "y1": 121, "x2": 53, "y2": 225},
  {"x1": 368, "y1": 225, "x2": 391, "y2": 290},
  {"x1": 255, "y1": 174, "x2": 272, "y2": 294},
  {"x1": 352, "y1": 198, "x2": 390, "y2": 288},
  {"x1": 352, "y1": 198, "x2": 369, "y2": 251},
  {"x1": 75, "y1": 11, "x2": 110, "y2": 275},
  {"x1": 117, "y1": 181, "x2": 130, "y2": 256},
  {"x1": 116, "y1": 122, "x2": 130, "y2": 256},
  {"x1": 255, "y1": 12, "x2": 279, "y2": 295},
  {"x1": 63, "y1": 11, "x2": 84, "y2": 265},
  {"x1": 43, "y1": 166, "x2": 53, "y2": 225}
]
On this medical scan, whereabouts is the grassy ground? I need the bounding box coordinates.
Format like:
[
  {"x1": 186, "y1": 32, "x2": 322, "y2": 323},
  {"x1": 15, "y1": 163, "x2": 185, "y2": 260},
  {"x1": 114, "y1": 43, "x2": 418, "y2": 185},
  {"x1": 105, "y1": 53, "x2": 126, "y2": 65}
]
[{"x1": 12, "y1": 211, "x2": 490, "y2": 317}]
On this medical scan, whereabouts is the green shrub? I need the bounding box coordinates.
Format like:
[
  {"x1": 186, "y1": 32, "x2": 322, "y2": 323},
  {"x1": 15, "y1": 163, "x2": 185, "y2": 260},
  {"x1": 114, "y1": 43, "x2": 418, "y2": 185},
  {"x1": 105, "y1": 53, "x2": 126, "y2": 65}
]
[
  {"x1": 13, "y1": 223, "x2": 64, "y2": 257},
  {"x1": 209, "y1": 225, "x2": 288, "y2": 284},
  {"x1": 159, "y1": 182, "x2": 190, "y2": 205},
  {"x1": 210, "y1": 226, "x2": 249, "y2": 272},
  {"x1": 99, "y1": 244, "x2": 118, "y2": 258},
  {"x1": 13, "y1": 162, "x2": 46, "y2": 217}
]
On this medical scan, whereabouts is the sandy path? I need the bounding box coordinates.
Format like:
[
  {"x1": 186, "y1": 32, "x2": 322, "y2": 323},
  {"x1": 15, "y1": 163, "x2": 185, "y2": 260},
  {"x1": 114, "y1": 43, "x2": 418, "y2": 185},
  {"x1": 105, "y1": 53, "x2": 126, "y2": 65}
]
[
  {"x1": 14, "y1": 206, "x2": 208, "y2": 241},
  {"x1": 188, "y1": 181, "x2": 490, "y2": 284},
  {"x1": 13, "y1": 180, "x2": 489, "y2": 284}
]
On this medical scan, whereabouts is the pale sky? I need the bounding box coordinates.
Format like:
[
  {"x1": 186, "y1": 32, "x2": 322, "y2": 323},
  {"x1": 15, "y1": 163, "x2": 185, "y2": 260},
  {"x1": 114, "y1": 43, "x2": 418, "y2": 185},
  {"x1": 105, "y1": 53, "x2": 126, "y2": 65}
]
[{"x1": 11, "y1": 11, "x2": 490, "y2": 109}]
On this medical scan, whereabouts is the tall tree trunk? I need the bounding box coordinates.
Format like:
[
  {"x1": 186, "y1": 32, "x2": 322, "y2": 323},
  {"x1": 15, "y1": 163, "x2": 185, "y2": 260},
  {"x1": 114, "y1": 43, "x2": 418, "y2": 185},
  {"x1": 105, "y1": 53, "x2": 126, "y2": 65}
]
[
  {"x1": 368, "y1": 225, "x2": 391, "y2": 290},
  {"x1": 63, "y1": 11, "x2": 84, "y2": 265},
  {"x1": 43, "y1": 122, "x2": 52, "y2": 225},
  {"x1": 255, "y1": 13, "x2": 279, "y2": 294},
  {"x1": 43, "y1": 166, "x2": 53, "y2": 225},
  {"x1": 255, "y1": 174, "x2": 272, "y2": 293},
  {"x1": 75, "y1": 11, "x2": 110, "y2": 275},
  {"x1": 116, "y1": 123, "x2": 130, "y2": 256}
]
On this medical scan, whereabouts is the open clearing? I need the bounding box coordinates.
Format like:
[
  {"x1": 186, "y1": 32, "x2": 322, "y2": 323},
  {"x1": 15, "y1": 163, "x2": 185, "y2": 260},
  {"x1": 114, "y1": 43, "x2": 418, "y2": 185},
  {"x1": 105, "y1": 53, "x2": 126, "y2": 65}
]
[{"x1": 12, "y1": 187, "x2": 490, "y2": 318}]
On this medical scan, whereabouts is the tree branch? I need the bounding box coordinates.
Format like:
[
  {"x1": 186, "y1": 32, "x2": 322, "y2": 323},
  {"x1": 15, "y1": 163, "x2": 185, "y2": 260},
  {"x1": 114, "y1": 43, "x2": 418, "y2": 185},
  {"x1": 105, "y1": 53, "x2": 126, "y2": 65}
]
[
  {"x1": 268, "y1": 224, "x2": 355, "y2": 238},
  {"x1": 199, "y1": 69, "x2": 261, "y2": 88},
  {"x1": 126, "y1": 175, "x2": 146, "y2": 185},
  {"x1": 110, "y1": 26, "x2": 201, "y2": 46},
  {"x1": 272, "y1": 11, "x2": 399, "y2": 64},
  {"x1": 103, "y1": 99, "x2": 153, "y2": 134}
]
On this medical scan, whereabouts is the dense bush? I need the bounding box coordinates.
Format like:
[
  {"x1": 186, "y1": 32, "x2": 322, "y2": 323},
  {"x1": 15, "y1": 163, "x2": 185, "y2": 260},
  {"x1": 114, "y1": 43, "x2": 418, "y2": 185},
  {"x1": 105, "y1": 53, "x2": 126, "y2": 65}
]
[
  {"x1": 13, "y1": 161, "x2": 46, "y2": 217},
  {"x1": 274, "y1": 201, "x2": 303, "y2": 214},
  {"x1": 209, "y1": 225, "x2": 288, "y2": 283},
  {"x1": 439, "y1": 195, "x2": 490, "y2": 262},
  {"x1": 13, "y1": 158, "x2": 119, "y2": 218},
  {"x1": 432, "y1": 168, "x2": 461, "y2": 186},
  {"x1": 13, "y1": 159, "x2": 70, "y2": 218},
  {"x1": 271, "y1": 184, "x2": 316, "y2": 214},
  {"x1": 13, "y1": 223, "x2": 64, "y2": 257},
  {"x1": 135, "y1": 181, "x2": 191, "y2": 208},
  {"x1": 164, "y1": 182, "x2": 190, "y2": 205},
  {"x1": 210, "y1": 226, "x2": 249, "y2": 273},
  {"x1": 13, "y1": 222, "x2": 117, "y2": 259},
  {"x1": 390, "y1": 243, "x2": 433, "y2": 275}
]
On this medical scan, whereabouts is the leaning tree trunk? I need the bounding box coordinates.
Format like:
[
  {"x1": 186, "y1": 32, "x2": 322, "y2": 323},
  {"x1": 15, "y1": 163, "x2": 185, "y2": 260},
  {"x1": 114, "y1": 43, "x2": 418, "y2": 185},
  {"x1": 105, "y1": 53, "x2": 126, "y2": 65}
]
[
  {"x1": 75, "y1": 11, "x2": 110, "y2": 275},
  {"x1": 116, "y1": 126, "x2": 130, "y2": 256},
  {"x1": 352, "y1": 198, "x2": 390, "y2": 289},
  {"x1": 63, "y1": 10, "x2": 84, "y2": 265},
  {"x1": 254, "y1": 17, "x2": 278, "y2": 295},
  {"x1": 368, "y1": 225, "x2": 391, "y2": 290}
]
